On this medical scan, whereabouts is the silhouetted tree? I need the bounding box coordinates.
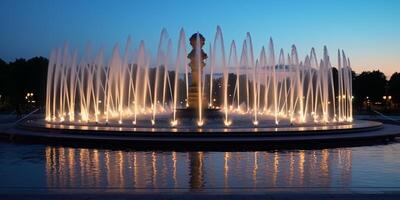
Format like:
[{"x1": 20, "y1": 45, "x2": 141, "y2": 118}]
[
  {"x1": 0, "y1": 57, "x2": 48, "y2": 111},
  {"x1": 0, "y1": 59, "x2": 8, "y2": 106},
  {"x1": 353, "y1": 70, "x2": 387, "y2": 105},
  {"x1": 388, "y1": 72, "x2": 400, "y2": 104}
]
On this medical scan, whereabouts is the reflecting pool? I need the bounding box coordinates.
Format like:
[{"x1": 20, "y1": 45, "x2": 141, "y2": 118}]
[{"x1": 0, "y1": 140, "x2": 399, "y2": 192}]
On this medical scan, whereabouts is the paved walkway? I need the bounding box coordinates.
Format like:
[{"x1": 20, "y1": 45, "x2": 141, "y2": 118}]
[{"x1": 356, "y1": 113, "x2": 400, "y2": 125}]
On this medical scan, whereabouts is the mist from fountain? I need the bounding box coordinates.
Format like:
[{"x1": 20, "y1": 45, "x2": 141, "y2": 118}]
[{"x1": 45, "y1": 26, "x2": 353, "y2": 128}]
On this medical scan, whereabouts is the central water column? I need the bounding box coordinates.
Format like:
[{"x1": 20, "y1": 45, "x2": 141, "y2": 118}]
[{"x1": 187, "y1": 33, "x2": 208, "y2": 120}]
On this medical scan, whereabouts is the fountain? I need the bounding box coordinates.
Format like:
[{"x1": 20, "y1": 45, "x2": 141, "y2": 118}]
[
  {"x1": 43, "y1": 26, "x2": 354, "y2": 128},
  {"x1": 175, "y1": 33, "x2": 223, "y2": 123},
  {"x1": 4, "y1": 26, "x2": 398, "y2": 149}
]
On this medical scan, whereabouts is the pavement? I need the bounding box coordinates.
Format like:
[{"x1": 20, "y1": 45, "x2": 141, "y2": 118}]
[{"x1": 356, "y1": 113, "x2": 400, "y2": 125}]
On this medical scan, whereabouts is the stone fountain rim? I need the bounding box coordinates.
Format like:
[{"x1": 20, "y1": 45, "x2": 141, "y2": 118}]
[
  {"x1": 1, "y1": 119, "x2": 399, "y2": 150},
  {"x1": 19, "y1": 119, "x2": 383, "y2": 134}
]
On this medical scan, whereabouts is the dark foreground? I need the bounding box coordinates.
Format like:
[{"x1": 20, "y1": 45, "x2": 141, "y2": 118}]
[{"x1": 0, "y1": 115, "x2": 399, "y2": 199}]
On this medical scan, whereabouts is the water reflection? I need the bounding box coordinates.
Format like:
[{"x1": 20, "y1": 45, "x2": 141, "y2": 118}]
[{"x1": 45, "y1": 147, "x2": 352, "y2": 188}]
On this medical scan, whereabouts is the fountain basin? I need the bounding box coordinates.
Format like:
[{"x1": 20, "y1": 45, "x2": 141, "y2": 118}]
[{"x1": 1, "y1": 118, "x2": 399, "y2": 150}]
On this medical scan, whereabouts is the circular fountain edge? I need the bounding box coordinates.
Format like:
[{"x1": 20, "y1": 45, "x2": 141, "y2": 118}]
[{"x1": 0, "y1": 119, "x2": 399, "y2": 150}]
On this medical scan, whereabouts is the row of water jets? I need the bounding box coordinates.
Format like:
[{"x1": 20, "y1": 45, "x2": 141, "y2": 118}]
[{"x1": 45, "y1": 26, "x2": 353, "y2": 127}]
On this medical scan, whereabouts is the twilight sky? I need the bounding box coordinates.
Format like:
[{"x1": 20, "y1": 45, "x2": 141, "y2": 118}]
[{"x1": 0, "y1": 0, "x2": 399, "y2": 77}]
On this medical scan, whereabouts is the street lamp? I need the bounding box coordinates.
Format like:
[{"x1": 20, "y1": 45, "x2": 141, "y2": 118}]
[{"x1": 25, "y1": 92, "x2": 35, "y2": 104}]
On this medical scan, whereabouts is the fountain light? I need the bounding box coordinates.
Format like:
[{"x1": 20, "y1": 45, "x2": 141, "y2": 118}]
[
  {"x1": 151, "y1": 119, "x2": 155, "y2": 125},
  {"x1": 253, "y1": 120, "x2": 259, "y2": 126},
  {"x1": 345, "y1": 117, "x2": 353, "y2": 122},
  {"x1": 224, "y1": 120, "x2": 232, "y2": 127},
  {"x1": 197, "y1": 120, "x2": 204, "y2": 127},
  {"x1": 170, "y1": 120, "x2": 178, "y2": 127}
]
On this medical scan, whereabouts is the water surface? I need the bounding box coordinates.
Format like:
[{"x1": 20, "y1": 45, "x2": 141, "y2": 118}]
[{"x1": 0, "y1": 140, "x2": 399, "y2": 192}]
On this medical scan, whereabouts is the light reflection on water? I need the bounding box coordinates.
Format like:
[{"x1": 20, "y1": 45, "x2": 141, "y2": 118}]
[
  {"x1": 44, "y1": 147, "x2": 353, "y2": 189},
  {"x1": 0, "y1": 141, "x2": 399, "y2": 190}
]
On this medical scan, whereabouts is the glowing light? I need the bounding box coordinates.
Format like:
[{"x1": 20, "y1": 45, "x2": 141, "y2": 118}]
[
  {"x1": 197, "y1": 120, "x2": 204, "y2": 127},
  {"x1": 170, "y1": 120, "x2": 178, "y2": 127},
  {"x1": 347, "y1": 117, "x2": 353, "y2": 122},
  {"x1": 253, "y1": 120, "x2": 259, "y2": 126},
  {"x1": 224, "y1": 120, "x2": 232, "y2": 127}
]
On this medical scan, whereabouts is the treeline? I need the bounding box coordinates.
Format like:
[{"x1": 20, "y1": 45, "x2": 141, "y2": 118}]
[
  {"x1": 0, "y1": 57, "x2": 48, "y2": 111},
  {"x1": 0, "y1": 57, "x2": 399, "y2": 112},
  {"x1": 353, "y1": 70, "x2": 400, "y2": 112}
]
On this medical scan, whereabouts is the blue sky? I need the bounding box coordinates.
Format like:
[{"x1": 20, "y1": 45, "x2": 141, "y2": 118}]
[{"x1": 0, "y1": 0, "x2": 399, "y2": 76}]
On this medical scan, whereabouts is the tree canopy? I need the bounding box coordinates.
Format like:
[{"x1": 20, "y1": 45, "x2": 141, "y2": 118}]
[
  {"x1": 353, "y1": 70, "x2": 387, "y2": 103},
  {"x1": 0, "y1": 57, "x2": 48, "y2": 110},
  {"x1": 388, "y1": 72, "x2": 400, "y2": 103}
]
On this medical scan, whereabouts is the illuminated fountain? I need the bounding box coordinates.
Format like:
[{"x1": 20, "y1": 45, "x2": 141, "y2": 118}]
[{"x1": 44, "y1": 26, "x2": 354, "y2": 130}]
